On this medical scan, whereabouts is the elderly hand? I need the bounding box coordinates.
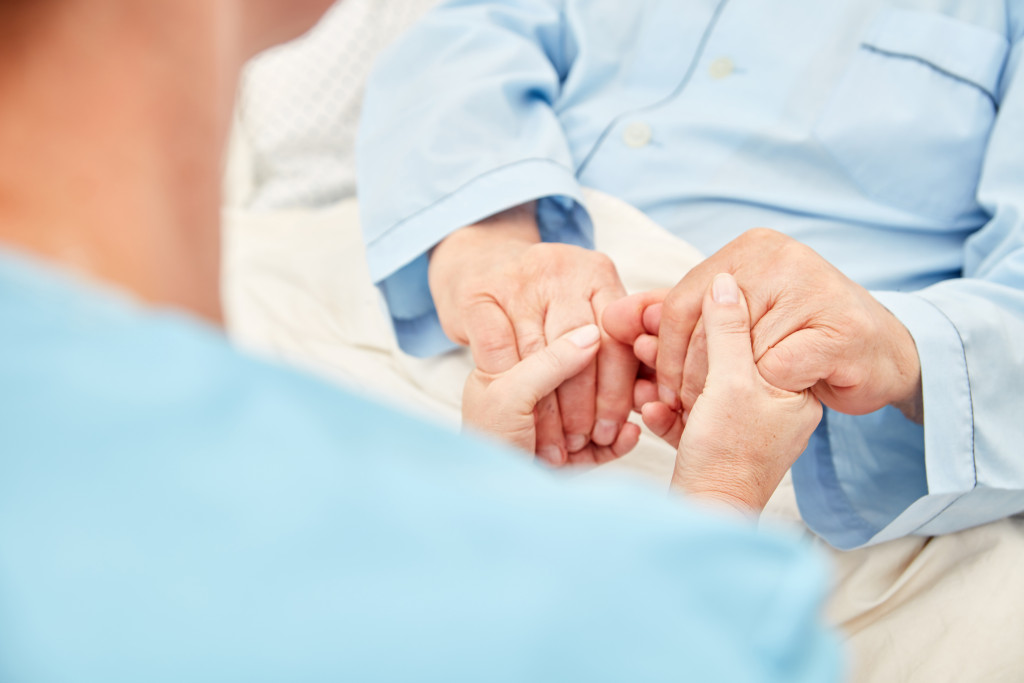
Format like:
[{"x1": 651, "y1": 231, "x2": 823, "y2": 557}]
[
  {"x1": 462, "y1": 324, "x2": 641, "y2": 463},
  {"x1": 430, "y1": 203, "x2": 639, "y2": 466},
  {"x1": 666, "y1": 274, "x2": 822, "y2": 513},
  {"x1": 604, "y1": 229, "x2": 922, "y2": 445}
]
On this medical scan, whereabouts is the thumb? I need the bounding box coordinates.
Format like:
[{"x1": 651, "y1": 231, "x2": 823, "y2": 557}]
[
  {"x1": 756, "y1": 328, "x2": 829, "y2": 394},
  {"x1": 701, "y1": 273, "x2": 755, "y2": 379},
  {"x1": 495, "y1": 324, "x2": 601, "y2": 414}
]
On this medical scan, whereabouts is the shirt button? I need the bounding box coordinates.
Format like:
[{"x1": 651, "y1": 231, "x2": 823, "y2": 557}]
[
  {"x1": 708, "y1": 56, "x2": 735, "y2": 79},
  {"x1": 623, "y1": 122, "x2": 652, "y2": 148}
]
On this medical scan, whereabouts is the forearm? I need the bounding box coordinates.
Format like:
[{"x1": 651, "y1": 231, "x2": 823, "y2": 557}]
[{"x1": 669, "y1": 467, "x2": 759, "y2": 518}]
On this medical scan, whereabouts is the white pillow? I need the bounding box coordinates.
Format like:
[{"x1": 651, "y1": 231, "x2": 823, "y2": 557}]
[{"x1": 235, "y1": 0, "x2": 438, "y2": 211}]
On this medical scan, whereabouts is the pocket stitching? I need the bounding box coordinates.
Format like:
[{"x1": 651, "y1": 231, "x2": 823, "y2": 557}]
[
  {"x1": 863, "y1": 6, "x2": 1009, "y2": 101},
  {"x1": 860, "y1": 44, "x2": 997, "y2": 107}
]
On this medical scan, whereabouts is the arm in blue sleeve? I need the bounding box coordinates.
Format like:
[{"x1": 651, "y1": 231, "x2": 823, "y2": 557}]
[
  {"x1": 793, "y1": 23, "x2": 1024, "y2": 549},
  {"x1": 356, "y1": 0, "x2": 592, "y2": 357}
]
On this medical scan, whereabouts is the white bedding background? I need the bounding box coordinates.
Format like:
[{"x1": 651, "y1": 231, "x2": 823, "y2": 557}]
[{"x1": 225, "y1": 3, "x2": 1024, "y2": 680}]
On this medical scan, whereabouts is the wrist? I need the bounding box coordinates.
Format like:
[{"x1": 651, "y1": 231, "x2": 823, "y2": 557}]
[
  {"x1": 431, "y1": 202, "x2": 540, "y2": 260},
  {"x1": 670, "y1": 462, "x2": 768, "y2": 515},
  {"x1": 429, "y1": 203, "x2": 540, "y2": 286},
  {"x1": 683, "y1": 490, "x2": 759, "y2": 520},
  {"x1": 892, "y1": 377, "x2": 924, "y2": 424},
  {"x1": 884, "y1": 315, "x2": 924, "y2": 424}
]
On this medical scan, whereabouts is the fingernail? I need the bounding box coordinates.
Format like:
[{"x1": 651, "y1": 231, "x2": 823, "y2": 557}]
[
  {"x1": 566, "y1": 434, "x2": 588, "y2": 453},
  {"x1": 658, "y1": 384, "x2": 679, "y2": 408},
  {"x1": 712, "y1": 273, "x2": 739, "y2": 304},
  {"x1": 567, "y1": 324, "x2": 601, "y2": 348},
  {"x1": 538, "y1": 445, "x2": 563, "y2": 466},
  {"x1": 592, "y1": 419, "x2": 619, "y2": 446}
]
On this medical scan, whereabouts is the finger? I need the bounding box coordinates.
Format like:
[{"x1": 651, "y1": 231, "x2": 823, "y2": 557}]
[
  {"x1": 634, "y1": 334, "x2": 658, "y2": 368},
  {"x1": 633, "y1": 378, "x2": 660, "y2": 412},
  {"x1": 756, "y1": 329, "x2": 831, "y2": 395},
  {"x1": 701, "y1": 273, "x2": 755, "y2": 380},
  {"x1": 655, "y1": 277, "x2": 707, "y2": 412},
  {"x1": 749, "y1": 305, "x2": 807, "y2": 365},
  {"x1": 609, "y1": 421, "x2": 641, "y2": 460},
  {"x1": 511, "y1": 313, "x2": 567, "y2": 464},
  {"x1": 566, "y1": 447, "x2": 601, "y2": 466},
  {"x1": 533, "y1": 396, "x2": 565, "y2": 465},
  {"x1": 678, "y1": 317, "x2": 708, "y2": 412},
  {"x1": 493, "y1": 324, "x2": 602, "y2": 414},
  {"x1": 592, "y1": 287, "x2": 639, "y2": 447},
  {"x1": 565, "y1": 421, "x2": 640, "y2": 466},
  {"x1": 640, "y1": 402, "x2": 684, "y2": 448},
  {"x1": 545, "y1": 301, "x2": 598, "y2": 453},
  {"x1": 463, "y1": 298, "x2": 520, "y2": 375},
  {"x1": 594, "y1": 421, "x2": 642, "y2": 464},
  {"x1": 643, "y1": 303, "x2": 662, "y2": 335},
  {"x1": 601, "y1": 289, "x2": 669, "y2": 346}
]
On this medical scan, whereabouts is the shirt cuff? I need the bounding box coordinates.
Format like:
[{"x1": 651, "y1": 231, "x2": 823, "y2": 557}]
[
  {"x1": 792, "y1": 291, "x2": 975, "y2": 549},
  {"x1": 364, "y1": 159, "x2": 590, "y2": 357},
  {"x1": 875, "y1": 290, "x2": 975, "y2": 497}
]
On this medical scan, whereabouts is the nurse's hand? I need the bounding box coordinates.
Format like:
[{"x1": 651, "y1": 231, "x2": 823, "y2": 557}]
[
  {"x1": 462, "y1": 324, "x2": 641, "y2": 465},
  {"x1": 664, "y1": 274, "x2": 822, "y2": 513},
  {"x1": 430, "y1": 202, "x2": 639, "y2": 467}
]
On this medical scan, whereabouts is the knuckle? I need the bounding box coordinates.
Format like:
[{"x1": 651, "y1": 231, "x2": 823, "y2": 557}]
[
  {"x1": 518, "y1": 331, "x2": 548, "y2": 356},
  {"x1": 742, "y1": 226, "x2": 787, "y2": 247},
  {"x1": 756, "y1": 349, "x2": 789, "y2": 386},
  {"x1": 711, "y1": 316, "x2": 751, "y2": 338},
  {"x1": 662, "y1": 285, "x2": 689, "y2": 316},
  {"x1": 847, "y1": 306, "x2": 875, "y2": 339},
  {"x1": 588, "y1": 250, "x2": 619, "y2": 279},
  {"x1": 779, "y1": 238, "x2": 813, "y2": 265},
  {"x1": 524, "y1": 242, "x2": 574, "y2": 269},
  {"x1": 525, "y1": 244, "x2": 622, "y2": 290},
  {"x1": 473, "y1": 329, "x2": 512, "y2": 360},
  {"x1": 740, "y1": 227, "x2": 798, "y2": 262}
]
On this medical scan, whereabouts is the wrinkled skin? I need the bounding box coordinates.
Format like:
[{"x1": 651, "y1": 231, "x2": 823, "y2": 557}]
[
  {"x1": 462, "y1": 324, "x2": 641, "y2": 465},
  {"x1": 430, "y1": 203, "x2": 639, "y2": 466},
  {"x1": 664, "y1": 274, "x2": 821, "y2": 513},
  {"x1": 603, "y1": 228, "x2": 923, "y2": 446}
]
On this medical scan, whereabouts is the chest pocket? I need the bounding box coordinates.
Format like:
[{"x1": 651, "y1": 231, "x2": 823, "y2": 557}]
[{"x1": 814, "y1": 7, "x2": 1009, "y2": 224}]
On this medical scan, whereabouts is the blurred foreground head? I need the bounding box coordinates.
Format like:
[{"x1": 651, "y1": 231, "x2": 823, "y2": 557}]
[{"x1": 0, "y1": 0, "x2": 334, "y2": 320}]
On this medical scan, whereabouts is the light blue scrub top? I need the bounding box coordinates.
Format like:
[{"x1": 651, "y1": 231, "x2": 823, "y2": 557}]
[
  {"x1": 356, "y1": 0, "x2": 1024, "y2": 550},
  {"x1": 0, "y1": 250, "x2": 839, "y2": 682}
]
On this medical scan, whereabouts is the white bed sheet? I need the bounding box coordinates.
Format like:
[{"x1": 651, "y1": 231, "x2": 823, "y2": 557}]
[{"x1": 222, "y1": 190, "x2": 1024, "y2": 682}]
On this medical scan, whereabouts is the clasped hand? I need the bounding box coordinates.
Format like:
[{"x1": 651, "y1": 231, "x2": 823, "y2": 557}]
[
  {"x1": 430, "y1": 202, "x2": 640, "y2": 466},
  {"x1": 442, "y1": 221, "x2": 923, "y2": 511}
]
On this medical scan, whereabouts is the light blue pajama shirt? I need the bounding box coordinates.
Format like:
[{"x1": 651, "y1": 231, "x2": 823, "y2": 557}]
[
  {"x1": 0, "y1": 249, "x2": 839, "y2": 681},
  {"x1": 357, "y1": 0, "x2": 1024, "y2": 550}
]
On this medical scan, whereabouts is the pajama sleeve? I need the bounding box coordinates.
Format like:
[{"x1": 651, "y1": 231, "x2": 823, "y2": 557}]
[
  {"x1": 356, "y1": 0, "x2": 591, "y2": 357},
  {"x1": 793, "y1": 21, "x2": 1024, "y2": 549}
]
